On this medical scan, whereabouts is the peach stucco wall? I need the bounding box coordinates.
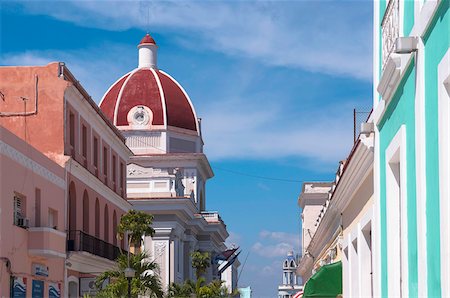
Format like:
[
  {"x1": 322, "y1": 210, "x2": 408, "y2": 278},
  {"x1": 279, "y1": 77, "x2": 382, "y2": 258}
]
[
  {"x1": 0, "y1": 126, "x2": 66, "y2": 296},
  {"x1": 0, "y1": 63, "x2": 68, "y2": 166}
]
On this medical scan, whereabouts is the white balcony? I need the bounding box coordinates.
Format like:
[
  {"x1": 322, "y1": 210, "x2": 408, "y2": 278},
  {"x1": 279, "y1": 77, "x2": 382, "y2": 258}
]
[{"x1": 381, "y1": 0, "x2": 400, "y2": 69}]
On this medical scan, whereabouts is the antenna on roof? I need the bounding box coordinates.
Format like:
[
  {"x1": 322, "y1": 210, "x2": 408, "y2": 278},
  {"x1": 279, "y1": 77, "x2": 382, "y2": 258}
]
[{"x1": 146, "y1": 5, "x2": 150, "y2": 34}]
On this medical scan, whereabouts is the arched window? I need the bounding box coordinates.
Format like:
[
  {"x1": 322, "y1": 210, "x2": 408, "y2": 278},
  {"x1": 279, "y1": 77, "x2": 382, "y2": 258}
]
[
  {"x1": 290, "y1": 260, "x2": 295, "y2": 268},
  {"x1": 69, "y1": 182, "x2": 77, "y2": 231},
  {"x1": 104, "y1": 205, "x2": 109, "y2": 242},
  {"x1": 95, "y1": 198, "x2": 100, "y2": 238},
  {"x1": 113, "y1": 210, "x2": 117, "y2": 246},
  {"x1": 83, "y1": 190, "x2": 89, "y2": 233}
]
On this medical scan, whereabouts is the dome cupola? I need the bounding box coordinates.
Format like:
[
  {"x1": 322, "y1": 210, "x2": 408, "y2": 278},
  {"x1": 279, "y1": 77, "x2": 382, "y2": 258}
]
[
  {"x1": 138, "y1": 33, "x2": 158, "y2": 68},
  {"x1": 99, "y1": 34, "x2": 200, "y2": 135}
]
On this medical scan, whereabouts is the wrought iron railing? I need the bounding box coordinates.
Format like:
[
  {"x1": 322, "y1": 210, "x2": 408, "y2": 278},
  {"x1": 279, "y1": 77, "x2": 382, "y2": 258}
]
[
  {"x1": 67, "y1": 230, "x2": 123, "y2": 261},
  {"x1": 381, "y1": 0, "x2": 399, "y2": 69}
]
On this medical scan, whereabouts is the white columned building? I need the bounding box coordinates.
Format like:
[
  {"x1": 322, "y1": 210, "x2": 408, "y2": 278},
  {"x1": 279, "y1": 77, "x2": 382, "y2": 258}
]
[{"x1": 99, "y1": 33, "x2": 232, "y2": 290}]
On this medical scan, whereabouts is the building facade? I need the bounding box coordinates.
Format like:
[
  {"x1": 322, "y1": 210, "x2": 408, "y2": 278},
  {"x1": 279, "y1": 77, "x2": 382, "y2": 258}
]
[
  {"x1": 373, "y1": 0, "x2": 450, "y2": 297},
  {"x1": 99, "y1": 34, "x2": 232, "y2": 289},
  {"x1": 297, "y1": 129, "x2": 374, "y2": 297},
  {"x1": 0, "y1": 126, "x2": 66, "y2": 297},
  {"x1": 278, "y1": 251, "x2": 302, "y2": 298},
  {"x1": 0, "y1": 62, "x2": 132, "y2": 297}
]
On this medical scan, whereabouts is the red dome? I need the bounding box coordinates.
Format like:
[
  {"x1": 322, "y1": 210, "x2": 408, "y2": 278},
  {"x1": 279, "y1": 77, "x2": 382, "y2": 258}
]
[
  {"x1": 100, "y1": 68, "x2": 198, "y2": 132},
  {"x1": 139, "y1": 33, "x2": 156, "y2": 45}
]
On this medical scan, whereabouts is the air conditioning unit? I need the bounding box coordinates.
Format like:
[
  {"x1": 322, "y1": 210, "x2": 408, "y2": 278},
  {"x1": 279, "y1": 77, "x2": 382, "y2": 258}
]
[{"x1": 17, "y1": 217, "x2": 30, "y2": 228}]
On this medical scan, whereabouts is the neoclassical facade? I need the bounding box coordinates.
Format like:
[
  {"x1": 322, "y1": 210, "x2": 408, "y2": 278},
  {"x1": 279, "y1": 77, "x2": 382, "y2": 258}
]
[
  {"x1": 278, "y1": 251, "x2": 302, "y2": 298},
  {"x1": 99, "y1": 34, "x2": 230, "y2": 289}
]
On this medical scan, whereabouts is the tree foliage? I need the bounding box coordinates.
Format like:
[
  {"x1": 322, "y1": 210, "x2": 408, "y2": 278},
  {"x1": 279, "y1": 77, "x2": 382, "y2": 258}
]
[
  {"x1": 95, "y1": 252, "x2": 163, "y2": 298},
  {"x1": 190, "y1": 251, "x2": 211, "y2": 279},
  {"x1": 167, "y1": 278, "x2": 233, "y2": 298},
  {"x1": 95, "y1": 209, "x2": 162, "y2": 297},
  {"x1": 117, "y1": 209, "x2": 155, "y2": 246}
]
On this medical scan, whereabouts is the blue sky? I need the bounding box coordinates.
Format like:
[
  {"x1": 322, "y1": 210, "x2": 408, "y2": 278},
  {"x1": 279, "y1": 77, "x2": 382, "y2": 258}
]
[{"x1": 1, "y1": 1, "x2": 372, "y2": 296}]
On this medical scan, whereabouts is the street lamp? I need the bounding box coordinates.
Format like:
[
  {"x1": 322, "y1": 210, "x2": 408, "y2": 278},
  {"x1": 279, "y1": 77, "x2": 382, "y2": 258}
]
[
  {"x1": 125, "y1": 230, "x2": 135, "y2": 298},
  {"x1": 124, "y1": 267, "x2": 135, "y2": 298}
]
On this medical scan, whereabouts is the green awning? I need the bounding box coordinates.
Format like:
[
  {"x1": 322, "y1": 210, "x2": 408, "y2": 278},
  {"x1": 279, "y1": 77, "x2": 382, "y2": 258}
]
[{"x1": 303, "y1": 261, "x2": 342, "y2": 298}]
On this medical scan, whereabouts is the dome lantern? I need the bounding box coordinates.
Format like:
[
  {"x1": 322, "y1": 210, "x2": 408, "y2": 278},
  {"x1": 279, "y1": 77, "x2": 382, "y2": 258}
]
[{"x1": 138, "y1": 33, "x2": 158, "y2": 68}]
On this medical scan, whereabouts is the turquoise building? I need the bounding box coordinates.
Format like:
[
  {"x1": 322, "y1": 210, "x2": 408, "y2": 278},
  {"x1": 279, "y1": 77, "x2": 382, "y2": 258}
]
[{"x1": 373, "y1": 0, "x2": 450, "y2": 297}]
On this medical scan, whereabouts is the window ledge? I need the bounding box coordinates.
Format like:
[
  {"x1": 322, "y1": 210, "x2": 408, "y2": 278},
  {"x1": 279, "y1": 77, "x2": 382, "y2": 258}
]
[{"x1": 375, "y1": 53, "x2": 414, "y2": 125}]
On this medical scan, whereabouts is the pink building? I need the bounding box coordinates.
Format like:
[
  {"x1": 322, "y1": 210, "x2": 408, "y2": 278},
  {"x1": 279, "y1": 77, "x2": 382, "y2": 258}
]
[
  {"x1": 0, "y1": 126, "x2": 66, "y2": 297},
  {"x1": 0, "y1": 62, "x2": 132, "y2": 297}
]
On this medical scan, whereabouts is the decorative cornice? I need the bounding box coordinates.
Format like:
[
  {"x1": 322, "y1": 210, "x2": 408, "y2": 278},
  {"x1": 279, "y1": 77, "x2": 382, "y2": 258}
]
[{"x1": 0, "y1": 140, "x2": 66, "y2": 189}]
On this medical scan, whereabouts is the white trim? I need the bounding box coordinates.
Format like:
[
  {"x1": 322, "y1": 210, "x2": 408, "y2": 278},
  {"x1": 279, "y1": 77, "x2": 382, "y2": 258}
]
[
  {"x1": 28, "y1": 249, "x2": 66, "y2": 259},
  {"x1": 376, "y1": 53, "x2": 414, "y2": 125},
  {"x1": 0, "y1": 140, "x2": 66, "y2": 189},
  {"x1": 439, "y1": 47, "x2": 450, "y2": 297},
  {"x1": 28, "y1": 227, "x2": 67, "y2": 237},
  {"x1": 67, "y1": 159, "x2": 131, "y2": 211},
  {"x1": 410, "y1": 0, "x2": 441, "y2": 38},
  {"x1": 67, "y1": 275, "x2": 79, "y2": 298},
  {"x1": 113, "y1": 68, "x2": 141, "y2": 125},
  {"x1": 374, "y1": 0, "x2": 380, "y2": 108},
  {"x1": 373, "y1": 123, "x2": 382, "y2": 298},
  {"x1": 159, "y1": 70, "x2": 201, "y2": 136},
  {"x1": 98, "y1": 71, "x2": 131, "y2": 110},
  {"x1": 150, "y1": 68, "x2": 168, "y2": 129},
  {"x1": 414, "y1": 38, "x2": 428, "y2": 297},
  {"x1": 385, "y1": 125, "x2": 408, "y2": 298}
]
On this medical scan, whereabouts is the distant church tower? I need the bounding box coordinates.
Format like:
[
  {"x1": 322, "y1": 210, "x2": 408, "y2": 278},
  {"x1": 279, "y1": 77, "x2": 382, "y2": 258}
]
[{"x1": 278, "y1": 251, "x2": 303, "y2": 298}]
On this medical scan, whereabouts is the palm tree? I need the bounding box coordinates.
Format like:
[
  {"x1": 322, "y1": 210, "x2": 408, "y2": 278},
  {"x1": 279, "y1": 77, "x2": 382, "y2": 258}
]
[
  {"x1": 95, "y1": 251, "x2": 164, "y2": 298},
  {"x1": 190, "y1": 251, "x2": 211, "y2": 280},
  {"x1": 95, "y1": 210, "x2": 163, "y2": 298}
]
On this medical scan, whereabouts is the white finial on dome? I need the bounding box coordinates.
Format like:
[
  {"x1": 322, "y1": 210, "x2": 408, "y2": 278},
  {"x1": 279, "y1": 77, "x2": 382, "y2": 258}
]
[{"x1": 138, "y1": 33, "x2": 158, "y2": 68}]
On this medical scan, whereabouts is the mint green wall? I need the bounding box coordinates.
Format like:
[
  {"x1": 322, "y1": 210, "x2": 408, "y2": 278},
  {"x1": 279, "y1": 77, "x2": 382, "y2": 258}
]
[
  {"x1": 423, "y1": 1, "x2": 449, "y2": 296},
  {"x1": 378, "y1": 62, "x2": 418, "y2": 298},
  {"x1": 376, "y1": 0, "x2": 450, "y2": 297}
]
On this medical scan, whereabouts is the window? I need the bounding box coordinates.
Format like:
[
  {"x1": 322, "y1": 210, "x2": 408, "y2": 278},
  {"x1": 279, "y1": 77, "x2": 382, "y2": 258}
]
[
  {"x1": 112, "y1": 155, "x2": 117, "y2": 187},
  {"x1": 13, "y1": 193, "x2": 26, "y2": 227},
  {"x1": 48, "y1": 208, "x2": 58, "y2": 229},
  {"x1": 95, "y1": 198, "x2": 100, "y2": 238},
  {"x1": 93, "y1": 137, "x2": 99, "y2": 168},
  {"x1": 83, "y1": 191, "x2": 89, "y2": 233},
  {"x1": 69, "y1": 112, "x2": 75, "y2": 147},
  {"x1": 103, "y1": 146, "x2": 108, "y2": 180},
  {"x1": 385, "y1": 125, "x2": 408, "y2": 297},
  {"x1": 113, "y1": 211, "x2": 117, "y2": 246},
  {"x1": 35, "y1": 188, "x2": 41, "y2": 227},
  {"x1": 82, "y1": 124, "x2": 87, "y2": 158},
  {"x1": 120, "y1": 162, "x2": 124, "y2": 195},
  {"x1": 104, "y1": 205, "x2": 109, "y2": 242}
]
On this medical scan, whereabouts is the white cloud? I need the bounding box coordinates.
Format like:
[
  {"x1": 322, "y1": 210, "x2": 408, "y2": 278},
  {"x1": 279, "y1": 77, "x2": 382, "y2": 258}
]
[
  {"x1": 225, "y1": 231, "x2": 242, "y2": 247},
  {"x1": 0, "y1": 45, "x2": 134, "y2": 101},
  {"x1": 201, "y1": 95, "x2": 355, "y2": 163},
  {"x1": 251, "y1": 230, "x2": 301, "y2": 258},
  {"x1": 1, "y1": 47, "x2": 357, "y2": 165},
  {"x1": 17, "y1": 0, "x2": 372, "y2": 80}
]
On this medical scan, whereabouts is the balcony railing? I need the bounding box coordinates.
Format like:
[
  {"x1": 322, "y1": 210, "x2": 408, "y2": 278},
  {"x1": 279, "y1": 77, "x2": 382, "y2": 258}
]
[
  {"x1": 67, "y1": 230, "x2": 123, "y2": 261},
  {"x1": 381, "y1": 0, "x2": 399, "y2": 69},
  {"x1": 200, "y1": 211, "x2": 223, "y2": 224}
]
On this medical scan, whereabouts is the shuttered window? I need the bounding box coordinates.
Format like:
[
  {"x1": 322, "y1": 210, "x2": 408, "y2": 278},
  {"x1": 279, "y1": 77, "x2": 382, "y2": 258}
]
[{"x1": 13, "y1": 195, "x2": 24, "y2": 225}]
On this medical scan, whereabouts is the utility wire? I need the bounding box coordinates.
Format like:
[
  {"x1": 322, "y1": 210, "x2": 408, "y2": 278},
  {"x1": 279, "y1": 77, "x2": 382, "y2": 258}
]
[{"x1": 125, "y1": 132, "x2": 329, "y2": 184}]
